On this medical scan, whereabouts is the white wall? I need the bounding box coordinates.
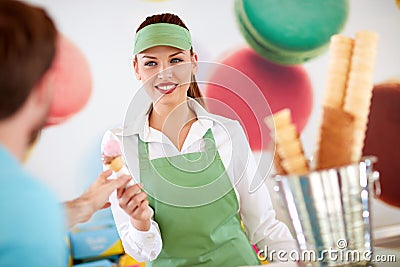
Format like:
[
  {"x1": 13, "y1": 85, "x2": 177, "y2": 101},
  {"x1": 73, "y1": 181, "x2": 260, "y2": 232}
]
[{"x1": 23, "y1": 0, "x2": 400, "y2": 229}]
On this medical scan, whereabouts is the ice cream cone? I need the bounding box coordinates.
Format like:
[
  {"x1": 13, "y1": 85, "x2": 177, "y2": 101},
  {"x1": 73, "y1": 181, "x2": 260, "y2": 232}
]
[{"x1": 108, "y1": 156, "x2": 124, "y2": 173}]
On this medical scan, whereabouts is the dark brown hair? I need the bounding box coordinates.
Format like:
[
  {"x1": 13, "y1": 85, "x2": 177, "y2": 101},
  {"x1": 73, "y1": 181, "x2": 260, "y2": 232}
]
[
  {"x1": 0, "y1": 0, "x2": 57, "y2": 120},
  {"x1": 135, "y1": 13, "x2": 206, "y2": 109}
]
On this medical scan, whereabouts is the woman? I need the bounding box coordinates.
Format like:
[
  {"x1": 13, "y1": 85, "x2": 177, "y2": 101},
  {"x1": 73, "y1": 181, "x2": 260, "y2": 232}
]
[{"x1": 102, "y1": 13, "x2": 297, "y2": 266}]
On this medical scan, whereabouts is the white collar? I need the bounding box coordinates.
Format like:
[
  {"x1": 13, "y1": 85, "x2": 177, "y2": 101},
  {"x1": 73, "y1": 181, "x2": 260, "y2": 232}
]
[{"x1": 115, "y1": 97, "x2": 229, "y2": 138}]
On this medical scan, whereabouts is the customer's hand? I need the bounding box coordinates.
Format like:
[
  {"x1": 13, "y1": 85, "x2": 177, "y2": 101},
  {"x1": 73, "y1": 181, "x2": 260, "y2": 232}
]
[{"x1": 65, "y1": 170, "x2": 131, "y2": 228}]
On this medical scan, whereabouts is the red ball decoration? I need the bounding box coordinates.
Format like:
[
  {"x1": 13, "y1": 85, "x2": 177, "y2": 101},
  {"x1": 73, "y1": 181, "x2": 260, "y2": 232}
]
[
  {"x1": 203, "y1": 47, "x2": 313, "y2": 151},
  {"x1": 363, "y1": 82, "x2": 400, "y2": 207},
  {"x1": 46, "y1": 34, "x2": 92, "y2": 126}
]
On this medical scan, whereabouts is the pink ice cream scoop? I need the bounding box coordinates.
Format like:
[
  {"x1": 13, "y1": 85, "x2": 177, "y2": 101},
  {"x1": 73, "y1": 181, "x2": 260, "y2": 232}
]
[
  {"x1": 103, "y1": 139, "x2": 137, "y2": 188},
  {"x1": 103, "y1": 140, "x2": 122, "y2": 158}
]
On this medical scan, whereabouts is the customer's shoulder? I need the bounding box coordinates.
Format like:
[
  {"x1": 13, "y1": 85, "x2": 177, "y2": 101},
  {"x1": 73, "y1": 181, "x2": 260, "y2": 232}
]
[{"x1": 0, "y1": 170, "x2": 59, "y2": 208}]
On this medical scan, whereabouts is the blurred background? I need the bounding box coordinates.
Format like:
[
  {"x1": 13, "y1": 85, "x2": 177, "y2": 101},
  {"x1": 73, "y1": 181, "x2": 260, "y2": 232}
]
[{"x1": 23, "y1": 0, "x2": 400, "y2": 240}]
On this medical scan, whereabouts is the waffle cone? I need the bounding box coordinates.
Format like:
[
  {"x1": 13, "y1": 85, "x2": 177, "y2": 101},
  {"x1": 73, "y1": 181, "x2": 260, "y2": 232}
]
[
  {"x1": 282, "y1": 156, "x2": 309, "y2": 175},
  {"x1": 273, "y1": 149, "x2": 287, "y2": 175},
  {"x1": 315, "y1": 106, "x2": 355, "y2": 170},
  {"x1": 323, "y1": 35, "x2": 354, "y2": 108},
  {"x1": 108, "y1": 156, "x2": 124, "y2": 172}
]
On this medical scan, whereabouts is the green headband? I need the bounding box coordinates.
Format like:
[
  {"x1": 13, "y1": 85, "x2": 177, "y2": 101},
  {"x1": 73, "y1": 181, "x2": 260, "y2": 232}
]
[{"x1": 133, "y1": 23, "x2": 192, "y2": 55}]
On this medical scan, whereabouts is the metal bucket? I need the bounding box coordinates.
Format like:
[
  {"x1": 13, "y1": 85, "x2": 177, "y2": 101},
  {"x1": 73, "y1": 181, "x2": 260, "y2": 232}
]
[{"x1": 274, "y1": 157, "x2": 381, "y2": 266}]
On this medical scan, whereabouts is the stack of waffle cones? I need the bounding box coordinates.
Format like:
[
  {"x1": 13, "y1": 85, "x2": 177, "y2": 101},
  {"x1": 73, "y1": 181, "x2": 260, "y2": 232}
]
[
  {"x1": 266, "y1": 30, "x2": 379, "y2": 174},
  {"x1": 316, "y1": 31, "x2": 379, "y2": 170},
  {"x1": 265, "y1": 109, "x2": 309, "y2": 175}
]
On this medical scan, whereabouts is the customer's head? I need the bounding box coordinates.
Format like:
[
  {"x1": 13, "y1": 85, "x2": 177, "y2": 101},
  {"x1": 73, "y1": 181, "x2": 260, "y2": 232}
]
[
  {"x1": 0, "y1": 0, "x2": 57, "y2": 120},
  {"x1": 0, "y1": 0, "x2": 57, "y2": 143}
]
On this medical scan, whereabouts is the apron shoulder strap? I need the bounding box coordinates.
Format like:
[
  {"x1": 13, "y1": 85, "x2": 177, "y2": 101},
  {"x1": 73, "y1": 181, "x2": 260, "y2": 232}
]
[
  {"x1": 137, "y1": 135, "x2": 150, "y2": 169},
  {"x1": 203, "y1": 128, "x2": 219, "y2": 157}
]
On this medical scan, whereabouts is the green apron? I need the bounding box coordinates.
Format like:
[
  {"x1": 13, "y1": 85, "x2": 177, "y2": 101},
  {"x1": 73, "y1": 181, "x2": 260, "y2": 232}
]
[{"x1": 138, "y1": 129, "x2": 260, "y2": 267}]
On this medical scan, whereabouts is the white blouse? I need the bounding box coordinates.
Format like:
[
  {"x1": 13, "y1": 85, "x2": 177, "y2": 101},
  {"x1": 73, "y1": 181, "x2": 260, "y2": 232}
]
[{"x1": 102, "y1": 98, "x2": 297, "y2": 262}]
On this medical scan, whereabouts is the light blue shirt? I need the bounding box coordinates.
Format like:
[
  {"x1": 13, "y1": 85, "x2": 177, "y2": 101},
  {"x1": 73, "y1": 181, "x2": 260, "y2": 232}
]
[{"x1": 0, "y1": 146, "x2": 67, "y2": 266}]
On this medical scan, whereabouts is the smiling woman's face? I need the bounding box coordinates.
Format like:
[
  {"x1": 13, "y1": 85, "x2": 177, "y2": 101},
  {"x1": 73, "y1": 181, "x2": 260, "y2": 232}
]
[{"x1": 134, "y1": 45, "x2": 197, "y2": 107}]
